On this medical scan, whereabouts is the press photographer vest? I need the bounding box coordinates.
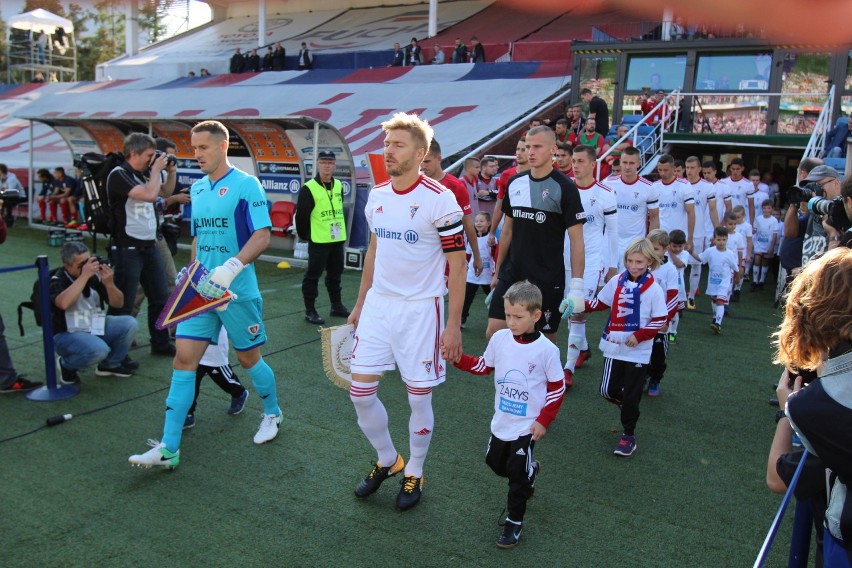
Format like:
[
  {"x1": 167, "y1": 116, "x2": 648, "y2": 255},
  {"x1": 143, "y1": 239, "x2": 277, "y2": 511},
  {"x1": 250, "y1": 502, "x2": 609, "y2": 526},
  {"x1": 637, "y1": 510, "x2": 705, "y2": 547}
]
[{"x1": 306, "y1": 178, "x2": 346, "y2": 244}]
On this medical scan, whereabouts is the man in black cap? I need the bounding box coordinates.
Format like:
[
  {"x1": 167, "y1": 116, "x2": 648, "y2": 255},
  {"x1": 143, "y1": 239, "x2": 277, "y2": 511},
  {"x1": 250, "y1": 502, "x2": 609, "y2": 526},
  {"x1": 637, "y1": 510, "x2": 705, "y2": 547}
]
[{"x1": 295, "y1": 150, "x2": 350, "y2": 324}]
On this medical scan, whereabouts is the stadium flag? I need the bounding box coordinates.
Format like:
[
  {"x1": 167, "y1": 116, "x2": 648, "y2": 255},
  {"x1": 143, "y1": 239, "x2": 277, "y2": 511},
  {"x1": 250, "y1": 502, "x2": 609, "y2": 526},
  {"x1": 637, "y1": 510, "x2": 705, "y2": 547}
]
[
  {"x1": 319, "y1": 323, "x2": 355, "y2": 390},
  {"x1": 155, "y1": 260, "x2": 233, "y2": 329}
]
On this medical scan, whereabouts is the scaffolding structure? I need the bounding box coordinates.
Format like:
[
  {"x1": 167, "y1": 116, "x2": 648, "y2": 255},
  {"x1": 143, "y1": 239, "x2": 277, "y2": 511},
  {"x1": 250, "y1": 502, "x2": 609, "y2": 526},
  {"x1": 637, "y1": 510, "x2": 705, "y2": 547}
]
[{"x1": 6, "y1": 9, "x2": 77, "y2": 84}]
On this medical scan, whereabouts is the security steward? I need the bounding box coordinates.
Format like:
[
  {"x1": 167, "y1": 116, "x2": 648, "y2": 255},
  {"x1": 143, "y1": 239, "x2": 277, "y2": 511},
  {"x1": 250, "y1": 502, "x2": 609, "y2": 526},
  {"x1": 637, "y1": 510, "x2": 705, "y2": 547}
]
[{"x1": 295, "y1": 150, "x2": 350, "y2": 325}]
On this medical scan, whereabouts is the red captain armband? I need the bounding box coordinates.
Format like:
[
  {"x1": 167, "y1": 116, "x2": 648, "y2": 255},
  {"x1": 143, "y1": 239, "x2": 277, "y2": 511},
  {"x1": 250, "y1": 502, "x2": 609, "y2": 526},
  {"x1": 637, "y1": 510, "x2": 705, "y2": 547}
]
[{"x1": 440, "y1": 232, "x2": 466, "y2": 253}]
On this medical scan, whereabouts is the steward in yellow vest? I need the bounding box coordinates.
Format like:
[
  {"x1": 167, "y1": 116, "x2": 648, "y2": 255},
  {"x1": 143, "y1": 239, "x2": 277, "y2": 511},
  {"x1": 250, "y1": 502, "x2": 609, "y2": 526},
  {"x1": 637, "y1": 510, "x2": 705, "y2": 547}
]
[{"x1": 295, "y1": 150, "x2": 350, "y2": 325}]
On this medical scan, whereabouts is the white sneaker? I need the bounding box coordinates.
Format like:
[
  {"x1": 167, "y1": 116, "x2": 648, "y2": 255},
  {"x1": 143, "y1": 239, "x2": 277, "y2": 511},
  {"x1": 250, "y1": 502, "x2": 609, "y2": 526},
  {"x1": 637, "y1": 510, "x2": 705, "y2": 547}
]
[
  {"x1": 253, "y1": 412, "x2": 281, "y2": 444},
  {"x1": 128, "y1": 439, "x2": 180, "y2": 469}
]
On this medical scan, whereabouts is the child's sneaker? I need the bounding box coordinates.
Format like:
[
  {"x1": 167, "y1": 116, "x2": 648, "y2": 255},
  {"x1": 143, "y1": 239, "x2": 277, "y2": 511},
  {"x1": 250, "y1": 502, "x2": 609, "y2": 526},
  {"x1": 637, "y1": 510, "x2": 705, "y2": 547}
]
[
  {"x1": 647, "y1": 382, "x2": 661, "y2": 397},
  {"x1": 613, "y1": 434, "x2": 636, "y2": 457},
  {"x1": 183, "y1": 414, "x2": 195, "y2": 429},
  {"x1": 710, "y1": 322, "x2": 722, "y2": 335},
  {"x1": 667, "y1": 332, "x2": 677, "y2": 343},
  {"x1": 227, "y1": 390, "x2": 249, "y2": 415},
  {"x1": 686, "y1": 297, "x2": 696, "y2": 310},
  {"x1": 497, "y1": 520, "x2": 523, "y2": 549}
]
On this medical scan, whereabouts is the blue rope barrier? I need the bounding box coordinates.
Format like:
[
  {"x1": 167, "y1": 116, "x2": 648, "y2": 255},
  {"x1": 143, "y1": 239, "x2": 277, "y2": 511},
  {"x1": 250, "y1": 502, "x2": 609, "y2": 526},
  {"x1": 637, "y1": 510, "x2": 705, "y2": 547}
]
[
  {"x1": 0, "y1": 264, "x2": 35, "y2": 274},
  {"x1": 754, "y1": 451, "x2": 809, "y2": 568}
]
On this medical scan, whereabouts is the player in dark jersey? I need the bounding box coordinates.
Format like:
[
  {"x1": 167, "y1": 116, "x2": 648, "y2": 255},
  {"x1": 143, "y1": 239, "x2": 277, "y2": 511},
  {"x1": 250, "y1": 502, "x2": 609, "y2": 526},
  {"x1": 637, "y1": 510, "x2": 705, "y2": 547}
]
[{"x1": 486, "y1": 126, "x2": 586, "y2": 342}]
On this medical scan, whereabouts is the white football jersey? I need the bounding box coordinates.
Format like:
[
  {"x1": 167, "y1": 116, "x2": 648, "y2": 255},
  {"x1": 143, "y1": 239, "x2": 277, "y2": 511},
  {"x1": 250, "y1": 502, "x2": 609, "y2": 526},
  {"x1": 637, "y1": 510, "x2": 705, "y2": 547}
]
[
  {"x1": 687, "y1": 178, "x2": 716, "y2": 243},
  {"x1": 654, "y1": 177, "x2": 694, "y2": 235},
  {"x1": 712, "y1": 180, "x2": 731, "y2": 231},
  {"x1": 605, "y1": 175, "x2": 659, "y2": 242},
  {"x1": 365, "y1": 175, "x2": 464, "y2": 300},
  {"x1": 724, "y1": 177, "x2": 757, "y2": 222},
  {"x1": 568, "y1": 179, "x2": 618, "y2": 267}
]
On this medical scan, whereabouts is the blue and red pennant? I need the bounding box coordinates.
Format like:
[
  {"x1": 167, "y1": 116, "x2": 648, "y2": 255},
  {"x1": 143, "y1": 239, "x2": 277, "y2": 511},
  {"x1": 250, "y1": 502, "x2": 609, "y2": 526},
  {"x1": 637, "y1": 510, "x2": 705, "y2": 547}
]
[{"x1": 156, "y1": 260, "x2": 233, "y2": 329}]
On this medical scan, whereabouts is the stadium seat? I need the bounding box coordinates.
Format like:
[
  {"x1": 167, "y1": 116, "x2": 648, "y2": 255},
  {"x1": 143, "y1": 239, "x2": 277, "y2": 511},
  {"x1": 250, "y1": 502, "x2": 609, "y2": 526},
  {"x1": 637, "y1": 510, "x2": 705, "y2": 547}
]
[
  {"x1": 621, "y1": 114, "x2": 642, "y2": 126},
  {"x1": 270, "y1": 200, "x2": 296, "y2": 236}
]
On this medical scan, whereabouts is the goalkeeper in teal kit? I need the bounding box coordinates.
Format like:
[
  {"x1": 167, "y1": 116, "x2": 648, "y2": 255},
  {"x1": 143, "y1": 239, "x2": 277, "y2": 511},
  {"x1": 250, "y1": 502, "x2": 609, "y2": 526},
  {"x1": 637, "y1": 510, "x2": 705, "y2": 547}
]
[{"x1": 130, "y1": 120, "x2": 281, "y2": 469}]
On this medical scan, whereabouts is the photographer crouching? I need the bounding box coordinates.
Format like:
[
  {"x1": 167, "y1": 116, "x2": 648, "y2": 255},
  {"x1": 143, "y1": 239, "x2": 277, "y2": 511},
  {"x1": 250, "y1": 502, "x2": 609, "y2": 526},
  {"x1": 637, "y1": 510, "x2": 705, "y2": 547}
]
[
  {"x1": 774, "y1": 248, "x2": 852, "y2": 567},
  {"x1": 51, "y1": 242, "x2": 139, "y2": 384}
]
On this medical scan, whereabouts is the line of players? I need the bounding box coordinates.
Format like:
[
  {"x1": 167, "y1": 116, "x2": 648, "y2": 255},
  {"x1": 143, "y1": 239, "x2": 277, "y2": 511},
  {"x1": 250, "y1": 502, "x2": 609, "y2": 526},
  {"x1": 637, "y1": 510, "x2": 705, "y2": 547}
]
[{"x1": 457, "y1": 138, "x2": 785, "y2": 397}]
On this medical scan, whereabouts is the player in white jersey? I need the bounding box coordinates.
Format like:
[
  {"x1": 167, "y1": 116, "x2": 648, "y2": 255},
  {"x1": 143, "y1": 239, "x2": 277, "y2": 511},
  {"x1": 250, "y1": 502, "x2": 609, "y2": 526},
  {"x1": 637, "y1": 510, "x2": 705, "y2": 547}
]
[
  {"x1": 605, "y1": 146, "x2": 659, "y2": 270},
  {"x1": 348, "y1": 113, "x2": 466, "y2": 512},
  {"x1": 696, "y1": 226, "x2": 740, "y2": 334},
  {"x1": 564, "y1": 144, "x2": 618, "y2": 379},
  {"x1": 702, "y1": 161, "x2": 732, "y2": 234},
  {"x1": 723, "y1": 158, "x2": 757, "y2": 223},
  {"x1": 653, "y1": 154, "x2": 695, "y2": 250},
  {"x1": 751, "y1": 199, "x2": 779, "y2": 289},
  {"x1": 684, "y1": 156, "x2": 719, "y2": 308}
]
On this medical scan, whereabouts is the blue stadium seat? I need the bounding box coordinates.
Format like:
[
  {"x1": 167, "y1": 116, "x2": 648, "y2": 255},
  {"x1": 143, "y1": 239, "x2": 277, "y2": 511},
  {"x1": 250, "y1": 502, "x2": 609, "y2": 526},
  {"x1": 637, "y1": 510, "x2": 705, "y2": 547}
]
[{"x1": 621, "y1": 114, "x2": 642, "y2": 126}]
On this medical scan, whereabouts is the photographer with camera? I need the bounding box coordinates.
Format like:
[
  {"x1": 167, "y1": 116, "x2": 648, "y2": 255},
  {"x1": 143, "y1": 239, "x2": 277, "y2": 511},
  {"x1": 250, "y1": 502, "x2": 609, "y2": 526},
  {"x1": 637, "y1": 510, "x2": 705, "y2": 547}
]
[
  {"x1": 792, "y1": 165, "x2": 844, "y2": 266},
  {"x1": 50, "y1": 242, "x2": 139, "y2": 384},
  {"x1": 132, "y1": 138, "x2": 189, "y2": 318},
  {"x1": 107, "y1": 133, "x2": 175, "y2": 357},
  {"x1": 774, "y1": 247, "x2": 852, "y2": 567}
]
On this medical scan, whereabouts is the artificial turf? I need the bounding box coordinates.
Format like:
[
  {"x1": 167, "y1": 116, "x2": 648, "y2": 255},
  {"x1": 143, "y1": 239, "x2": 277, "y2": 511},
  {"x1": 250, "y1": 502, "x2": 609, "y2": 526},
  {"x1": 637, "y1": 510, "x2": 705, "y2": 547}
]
[{"x1": 0, "y1": 224, "x2": 796, "y2": 567}]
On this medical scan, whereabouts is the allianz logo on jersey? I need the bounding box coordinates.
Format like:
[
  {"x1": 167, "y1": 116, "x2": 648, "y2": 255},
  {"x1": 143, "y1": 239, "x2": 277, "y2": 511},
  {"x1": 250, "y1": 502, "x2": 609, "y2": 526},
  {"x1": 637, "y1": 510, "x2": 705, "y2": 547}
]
[
  {"x1": 618, "y1": 203, "x2": 641, "y2": 213},
  {"x1": 375, "y1": 227, "x2": 419, "y2": 243},
  {"x1": 659, "y1": 201, "x2": 678, "y2": 209},
  {"x1": 513, "y1": 209, "x2": 547, "y2": 224}
]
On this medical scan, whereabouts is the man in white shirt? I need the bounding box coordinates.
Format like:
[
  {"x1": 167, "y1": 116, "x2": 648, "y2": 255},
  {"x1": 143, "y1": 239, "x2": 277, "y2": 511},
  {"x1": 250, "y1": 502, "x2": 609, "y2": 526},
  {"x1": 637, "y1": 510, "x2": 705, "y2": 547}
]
[
  {"x1": 653, "y1": 154, "x2": 695, "y2": 250},
  {"x1": 684, "y1": 156, "x2": 719, "y2": 308}
]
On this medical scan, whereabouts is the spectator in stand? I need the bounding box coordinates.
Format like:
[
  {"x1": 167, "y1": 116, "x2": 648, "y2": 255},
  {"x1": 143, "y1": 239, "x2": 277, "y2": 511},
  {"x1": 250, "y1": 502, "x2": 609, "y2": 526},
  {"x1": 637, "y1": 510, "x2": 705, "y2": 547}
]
[
  {"x1": 567, "y1": 104, "x2": 586, "y2": 137},
  {"x1": 605, "y1": 125, "x2": 633, "y2": 167},
  {"x1": 245, "y1": 49, "x2": 261, "y2": 73},
  {"x1": 452, "y1": 38, "x2": 468, "y2": 64},
  {"x1": 229, "y1": 48, "x2": 244, "y2": 74},
  {"x1": 389, "y1": 43, "x2": 404, "y2": 67},
  {"x1": 825, "y1": 116, "x2": 851, "y2": 159},
  {"x1": 187, "y1": 71, "x2": 196, "y2": 78},
  {"x1": 262, "y1": 46, "x2": 274, "y2": 71},
  {"x1": 272, "y1": 43, "x2": 286, "y2": 71},
  {"x1": 35, "y1": 29, "x2": 48, "y2": 64},
  {"x1": 470, "y1": 37, "x2": 486, "y2": 63},
  {"x1": 670, "y1": 16, "x2": 687, "y2": 40},
  {"x1": 298, "y1": 42, "x2": 313, "y2": 70},
  {"x1": 642, "y1": 90, "x2": 669, "y2": 126},
  {"x1": 569, "y1": 118, "x2": 609, "y2": 158},
  {"x1": 405, "y1": 38, "x2": 422, "y2": 66},
  {"x1": 522, "y1": 117, "x2": 542, "y2": 138},
  {"x1": 32, "y1": 71, "x2": 46, "y2": 83},
  {"x1": 554, "y1": 118, "x2": 570, "y2": 144},
  {"x1": 200, "y1": 68, "x2": 211, "y2": 77},
  {"x1": 580, "y1": 88, "x2": 609, "y2": 137},
  {"x1": 431, "y1": 43, "x2": 445, "y2": 65}
]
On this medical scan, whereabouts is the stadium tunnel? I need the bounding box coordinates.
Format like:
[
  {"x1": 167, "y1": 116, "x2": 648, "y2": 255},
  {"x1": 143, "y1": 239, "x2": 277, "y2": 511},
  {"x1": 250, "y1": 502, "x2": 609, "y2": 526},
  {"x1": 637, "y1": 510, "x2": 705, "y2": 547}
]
[{"x1": 14, "y1": 115, "x2": 368, "y2": 252}]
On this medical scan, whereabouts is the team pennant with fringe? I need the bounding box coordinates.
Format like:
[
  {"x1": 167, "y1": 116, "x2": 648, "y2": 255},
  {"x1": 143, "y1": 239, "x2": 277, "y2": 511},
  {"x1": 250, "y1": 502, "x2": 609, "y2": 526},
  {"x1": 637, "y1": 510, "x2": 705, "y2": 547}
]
[
  {"x1": 319, "y1": 323, "x2": 355, "y2": 390},
  {"x1": 155, "y1": 260, "x2": 234, "y2": 329}
]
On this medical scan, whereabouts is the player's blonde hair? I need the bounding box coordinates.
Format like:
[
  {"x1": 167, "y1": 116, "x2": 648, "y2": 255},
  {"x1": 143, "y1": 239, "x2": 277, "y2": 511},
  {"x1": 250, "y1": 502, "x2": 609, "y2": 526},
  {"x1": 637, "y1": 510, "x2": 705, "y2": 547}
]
[
  {"x1": 503, "y1": 280, "x2": 542, "y2": 313},
  {"x1": 623, "y1": 237, "x2": 661, "y2": 270},
  {"x1": 381, "y1": 112, "x2": 433, "y2": 152},
  {"x1": 774, "y1": 247, "x2": 852, "y2": 371}
]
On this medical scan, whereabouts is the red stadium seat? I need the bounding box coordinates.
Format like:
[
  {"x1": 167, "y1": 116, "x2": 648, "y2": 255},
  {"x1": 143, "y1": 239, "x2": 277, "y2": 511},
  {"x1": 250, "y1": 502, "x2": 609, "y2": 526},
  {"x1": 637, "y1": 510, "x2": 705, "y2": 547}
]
[{"x1": 270, "y1": 200, "x2": 296, "y2": 236}]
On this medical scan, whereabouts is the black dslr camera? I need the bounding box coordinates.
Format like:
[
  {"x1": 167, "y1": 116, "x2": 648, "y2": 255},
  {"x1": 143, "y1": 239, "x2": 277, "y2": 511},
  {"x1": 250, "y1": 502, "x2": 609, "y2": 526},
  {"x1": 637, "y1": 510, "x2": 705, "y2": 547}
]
[
  {"x1": 808, "y1": 195, "x2": 851, "y2": 232},
  {"x1": 787, "y1": 181, "x2": 820, "y2": 206},
  {"x1": 153, "y1": 150, "x2": 177, "y2": 167}
]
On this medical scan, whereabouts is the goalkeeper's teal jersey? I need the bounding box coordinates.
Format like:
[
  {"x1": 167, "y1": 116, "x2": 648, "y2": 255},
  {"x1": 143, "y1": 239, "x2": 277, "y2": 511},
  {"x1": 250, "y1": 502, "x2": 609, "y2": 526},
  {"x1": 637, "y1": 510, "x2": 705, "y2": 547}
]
[{"x1": 190, "y1": 167, "x2": 271, "y2": 301}]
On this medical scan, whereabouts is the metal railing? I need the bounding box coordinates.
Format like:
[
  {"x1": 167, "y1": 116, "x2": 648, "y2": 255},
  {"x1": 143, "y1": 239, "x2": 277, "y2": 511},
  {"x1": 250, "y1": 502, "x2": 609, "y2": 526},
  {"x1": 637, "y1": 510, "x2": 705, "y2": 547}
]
[
  {"x1": 596, "y1": 89, "x2": 680, "y2": 180},
  {"x1": 801, "y1": 84, "x2": 835, "y2": 162}
]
